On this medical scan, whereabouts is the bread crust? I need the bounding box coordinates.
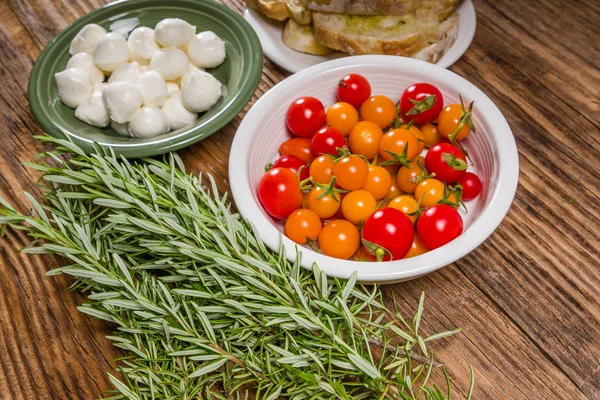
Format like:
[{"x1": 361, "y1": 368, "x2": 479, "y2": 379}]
[
  {"x1": 244, "y1": 0, "x2": 291, "y2": 21},
  {"x1": 282, "y1": 18, "x2": 333, "y2": 55}
]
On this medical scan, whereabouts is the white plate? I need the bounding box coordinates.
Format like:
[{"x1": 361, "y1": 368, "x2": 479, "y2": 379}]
[{"x1": 244, "y1": 0, "x2": 476, "y2": 73}]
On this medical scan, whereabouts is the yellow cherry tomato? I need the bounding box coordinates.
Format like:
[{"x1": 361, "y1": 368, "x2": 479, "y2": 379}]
[
  {"x1": 404, "y1": 235, "x2": 430, "y2": 258},
  {"x1": 379, "y1": 128, "x2": 420, "y2": 163},
  {"x1": 349, "y1": 121, "x2": 383, "y2": 159},
  {"x1": 310, "y1": 155, "x2": 335, "y2": 184},
  {"x1": 414, "y1": 179, "x2": 457, "y2": 208},
  {"x1": 399, "y1": 124, "x2": 426, "y2": 154},
  {"x1": 362, "y1": 165, "x2": 392, "y2": 200},
  {"x1": 438, "y1": 103, "x2": 472, "y2": 141},
  {"x1": 420, "y1": 123, "x2": 443, "y2": 148},
  {"x1": 285, "y1": 209, "x2": 322, "y2": 244},
  {"x1": 326, "y1": 102, "x2": 359, "y2": 136},
  {"x1": 341, "y1": 190, "x2": 377, "y2": 225},
  {"x1": 318, "y1": 220, "x2": 360, "y2": 259},
  {"x1": 333, "y1": 155, "x2": 369, "y2": 191},
  {"x1": 389, "y1": 195, "x2": 419, "y2": 224},
  {"x1": 307, "y1": 185, "x2": 341, "y2": 218},
  {"x1": 360, "y1": 95, "x2": 396, "y2": 129},
  {"x1": 396, "y1": 156, "x2": 426, "y2": 194}
]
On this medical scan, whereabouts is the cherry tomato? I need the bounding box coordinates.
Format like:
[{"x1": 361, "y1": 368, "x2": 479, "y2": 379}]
[
  {"x1": 416, "y1": 204, "x2": 463, "y2": 250},
  {"x1": 279, "y1": 138, "x2": 315, "y2": 164},
  {"x1": 398, "y1": 123, "x2": 426, "y2": 154},
  {"x1": 420, "y1": 123, "x2": 443, "y2": 148},
  {"x1": 414, "y1": 179, "x2": 457, "y2": 208},
  {"x1": 333, "y1": 155, "x2": 369, "y2": 191},
  {"x1": 309, "y1": 155, "x2": 335, "y2": 184},
  {"x1": 337, "y1": 73, "x2": 372, "y2": 108},
  {"x1": 396, "y1": 156, "x2": 426, "y2": 194},
  {"x1": 258, "y1": 168, "x2": 303, "y2": 219},
  {"x1": 272, "y1": 154, "x2": 309, "y2": 181},
  {"x1": 399, "y1": 83, "x2": 444, "y2": 125},
  {"x1": 388, "y1": 195, "x2": 418, "y2": 224},
  {"x1": 319, "y1": 220, "x2": 360, "y2": 259},
  {"x1": 458, "y1": 172, "x2": 482, "y2": 201},
  {"x1": 311, "y1": 126, "x2": 345, "y2": 156},
  {"x1": 307, "y1": 184, "x2": 341, "y2": 219},
  {"x1": 326, "y1": 102, "x2": 359, "y2": 136},
  {"x1": 384, "y1": 180, "x2": 403, "y2": 200},
  {"x1": 354, "y1": 246, "x2": 377, "y2": 262},
  {"x1": 362, "y1": 165, "x2": 392, "y2": 200},
  {"x1": 361, "y1": 95, "x2": 396, "y2": 129},
  {"x1": 349, "y1": 121, "x2": 383, "y2": 159},
  {"x1": 378, "y1": 156, "x2": 400, "y2": 176},
  {"x1": 285, "y1": 209, "x2": 322, "y2": 244},
  {"x1": 438, "y1": 103, "x2": 472, "y2": 141},
  {"x1": 362, "y1": 208, "x2": 414, "y2": 261},
  {"x1": 341, "y1": 190, "x2": 377, "y2": 225},
  {"x1": 379, "y1": 128, "x2": 419, "y2": 164},
  {"x1": 404, "y1": 235, "x2": 430, "y2": 259},
  {"x1": 424, "y1": 143, "x2": 468, "y2": 184},
  {"x1": 286, "y1": 96, "x2": 326, "y2": 137}
]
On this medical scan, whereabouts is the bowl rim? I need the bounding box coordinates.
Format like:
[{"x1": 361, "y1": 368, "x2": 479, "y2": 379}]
[
  {"x1": 27, "y1": 0, "x2": 263, "y2": 158},
  {"x1": 229, "y1": 55, "x2": 519, "y2": 283}
]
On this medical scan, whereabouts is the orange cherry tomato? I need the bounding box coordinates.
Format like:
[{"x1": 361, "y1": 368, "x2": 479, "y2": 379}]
[
  {"x1": 414, "y1": 178, "x2": 457, "y2": 208},
  {"x1": 326, "y1": 102, "x2": 359, "y2": 136},
  {"x1": 318, "y1": 220, "x2": 360, "y2": 259},
  {"x1": 438, "y1": 103, "x2": 472, "y2": 141},
  {"x1": 360, "y1": 95, "x2": 396, "y2": 129},
  {"x1": 279, "y1": 137, "x2": 315, "y2": 164},
  {"x1": 384, "y1": 180, "x2": 403, "y2": 200},
  {"x1": 379, "y1": 128, "x2": 419, "y2": 164},
  {"x1": 307, "y1": 184, "x2": 341, "y2": 218},
  {"x1": 396, "y1": 156, "x2": 426, "y2": 194},
  {"x1": 378, "y1": 157, "x2": 399, "y2": 176},
  {"x1": 420, "y1": 123, "x2": 443, "y2": 148},
  {"x1": 348, "y1": 121, "x2": 383, "y2": 159},
  {"x1": 333, "y1": 155, "x2": 369, "y2": 191},
  {"x1": 389, "y1": 195, "x2": 419, "y2": 224},
  {"x1": 404, "y1": 235, "x2": 430, "y2": 258},
  {"x1": 341, "y1": 190, "x2": 377, "y2": 225},
  {"x1": 399, "y1": 124, "x2": 426, "y2": 154},
  {"x1": 310, "y1": 155, "x2": 335, "y2": 184},
  {"x1": 285, "y1": 209, "x2": 322, "y2": 244},
  {"x1": 362, "y1": 165, "x2": 392, "y2": 200}
]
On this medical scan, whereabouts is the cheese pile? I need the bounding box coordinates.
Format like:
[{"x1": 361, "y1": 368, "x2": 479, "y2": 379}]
[{"x1": 55, "y1": 19, "x2": 226, "y2": 138}]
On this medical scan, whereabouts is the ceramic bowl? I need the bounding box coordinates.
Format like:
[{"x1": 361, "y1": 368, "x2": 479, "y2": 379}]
[
  {"x1": 229, "y1": 55, "x2": 519, "y2": 284},
  {"x1": 28, "y1": 0, "x2": 263, "y2": 158}
]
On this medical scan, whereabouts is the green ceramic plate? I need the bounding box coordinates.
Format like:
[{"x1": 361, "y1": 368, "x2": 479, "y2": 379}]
[{"x1": 28, "y1": 0, "x2": 263, "y2": 158}]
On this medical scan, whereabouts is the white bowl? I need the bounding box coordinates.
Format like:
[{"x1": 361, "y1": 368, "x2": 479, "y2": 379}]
[{"x1": 229, "y1": 55, "x2": 518, "y2": 283}]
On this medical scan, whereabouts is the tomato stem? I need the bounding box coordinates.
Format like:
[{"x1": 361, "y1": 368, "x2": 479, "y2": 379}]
[
  {"x1": 406, "y1": 95, "x2": 437, "y2": 116},
  {"x1": 314, "y1": 176, "x2": 346, "y2": 202}
]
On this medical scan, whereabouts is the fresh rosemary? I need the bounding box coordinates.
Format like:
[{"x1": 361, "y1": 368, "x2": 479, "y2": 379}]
[{"x1": 0, "y1": 136, "x2": 474, "y2": 399}]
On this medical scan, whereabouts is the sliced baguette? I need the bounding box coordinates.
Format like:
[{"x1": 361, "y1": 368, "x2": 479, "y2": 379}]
[
  {"x1": 244, "y1": 0, "x2": 290, "y2": 21},
  {"x1": 305, "y1": 0, "x2": 423, "y2": 16},
  {"x1": 421, "y1": 0, "x2": 463, "y2": 21},
  {"x1": 412, "y1": 12, "x2": 459, "y2": 63},
  {"x1": 283, "y1": 18, "x2": 333, "y2": 55}
]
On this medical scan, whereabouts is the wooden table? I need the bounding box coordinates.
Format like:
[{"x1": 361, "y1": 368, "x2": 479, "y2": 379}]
[{"x1": 0, "y1": 0, "x2": 598, "y2": 398}]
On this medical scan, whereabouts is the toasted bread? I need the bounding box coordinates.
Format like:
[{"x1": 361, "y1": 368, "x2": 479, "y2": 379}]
[
  {"x1": 283, "y1": 18, "x2": 333, "y2": 55},
  {"x1": 412, "y1": 12, "x2": 459, "y2": 63},
  {"x1": 244, "y1": 0, "x2": 312, "y2": 24},
  {"x1": 304, "y1": 0, "x2": 423, "y2": 16},
  {"x1": 421, "y1": 0, "x2": 463, "y2": 20}
]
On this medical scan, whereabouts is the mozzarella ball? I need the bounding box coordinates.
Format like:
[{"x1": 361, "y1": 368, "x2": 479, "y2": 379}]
[
  {"x1": 75, "y1": 90, "x2": 110, "y2": 128},
  {"x1": 166, "y1": 81, "x2": 180, "y2": 96},
  {"x1": 94, "y1": 33, "x2": 129, "y2": 72},
  {"x1": 181, "y1": 69, "x2": 222, "y2": 112},
  {"x1": 55, "y1": 68, "x2": 93, "y2": 109},
  {"x1": 108, "y1": 62, "x2": 143, "y2": 83},
  {"x1": 186, "y1": 31, "x2": 226, "y2": 68},
  {"x1": 127, "y1": 27, "x2": 160, "y2": 65},
  {"x1": 69, "y1": 24, "x2": 107, "y2": 55},
  {"x1": 111, "y1": 121, "x2": 130, "y2": 136},
  {"x1": 136, "y1": 71, "x2": 168, "y2": 107},
  {"x1": 162, "y1": 92, "x2": 197, "y2": 130},
  {"x1": 102, "y1": 82, "x2": 142, "y2": 124},
  {"x1": 66, "y1": 53, "x2": 105, "y2": 86},
  {"x1": 94, "y1": 82, "x2": 109, "y2": 92},
  {"x1": 129, "y1": 107, "x2": 170, "y2": 138},
  {"x1": 140, "y1": 65, "x2": 149, "y2": 73},
  {"x1": 149, "y1": 48, "x2": 189, "y2": 80},
  {"x1": 154, "y1": 18, "x2": 195, "y2": 48}
]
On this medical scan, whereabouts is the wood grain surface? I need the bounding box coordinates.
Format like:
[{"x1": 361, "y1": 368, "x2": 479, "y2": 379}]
[{"x1": 0, "y1": 0, "x2": 599, "y2": 398}]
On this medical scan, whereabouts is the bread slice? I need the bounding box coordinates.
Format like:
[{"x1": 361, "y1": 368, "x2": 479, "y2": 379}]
[
  {"x1": 412, "y1": 12, "x2": 459, "y2": 63},
  {"x1": 304, "y1": 0, "x2": 423, "y2": 16},
  {"x1": 283, "y1": 18, "x2": 334, "y2": 55},
  {"x1": 421, "y1": 0, "x2": 463, "y2": 20},
  {"x1": 244, "y1": 0, "x2": 290, "y2": 21}
]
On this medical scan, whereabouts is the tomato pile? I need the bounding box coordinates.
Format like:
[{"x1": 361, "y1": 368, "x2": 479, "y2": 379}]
[{"x1": 257, "y1": 74, "x2": 483, "y2": 261}]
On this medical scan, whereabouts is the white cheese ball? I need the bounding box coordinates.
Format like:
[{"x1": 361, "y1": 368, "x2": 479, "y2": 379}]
[
  {"x1": 111, "y1": 121, "x2": 130, "y2": 136},
  {"x1": 154, "y1": 18, "x2": 195, "y2": 48},
  {"x1": 127, "y1": 27, "x2": 160, "y2": 65},
  {"x1": 136, "y1": 71, "x2": 168, "y2": 107},
  {"x1": 102, "y1": 81, "x2": 142, "y2": 124},
  {"x1": 94, "y1": 33, "x2": 130, "y2": 72},
  {"x1": 75, "y1": 90, "x2": 110, "y2": 128},
  {"x1": 181, "y1": 69, "x2": 222, "y2": 113},
  {"x1": 55, "y1": 68, "x2": 93, "y2": 109},
  {"x1": 186, "y1": 31, "x2": 226, "y2": 68},
  {"x1": 166, "y1": 81, "x2": 180, "y2": 97},
  {"x1": 69, "y1": 24, "x2": 107, "y2": 55},
  {"x1": 66, "y1": 53, "x2": 105, "y2": 86},
  {"x1": 129, "y1": 107, "x2": 170, "y2": 138},
  {"x1": 108, "y1": 62, "x2": 143, "y2": 83},
  {"x1": 140, "y1": 65, "x2": 149, "y2": 73},
  {"x1": 94, "y1": 82, "x2": 109, "y2": 92},
  {"x1": 149, "y1": 48, "x2": 189, "y2": 80},
  {"x1": 162, "y1": 92, "x2": 197, "y2": 130}
]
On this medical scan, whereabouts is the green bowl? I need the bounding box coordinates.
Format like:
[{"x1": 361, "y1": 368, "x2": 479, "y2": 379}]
[{"x1": 28, "y1": 0, "x2": 263, "y2": 158}]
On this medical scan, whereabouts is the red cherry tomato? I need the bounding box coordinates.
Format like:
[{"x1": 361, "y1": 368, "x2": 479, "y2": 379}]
[
  {"x1": 258, "y1": 168, "x2": 303, "y2": 219},
  {"x1": 416, "y1": 204, "x2": 463, "y2": 250},
  {"x1": 337, "y1": 73, "x2": 372, "y2": 108},
  {"x1": 424, "y1": 143, "x2": 468, "y2": 184},
  {"x1": 272, "y1": 154, "x2": 309, "y2": 181},
  {"x1": 279, "y1": 138, "x2": 315, "y2": 164},
  {"x1": 458, "y1": 172, "x2": 482, "y2": 201},
  {"x1": 310, "y1": 126, "x2": 345, "y2": 156},
  {"x1": 286, "y1": 96, "x2": 326, "y2": 137},
  {"x1": 399, "y1": 83, "x2": 444, "y2": 125},
  {"x1": 362, "y1": 208, "x2": 414, "y2": 261}
]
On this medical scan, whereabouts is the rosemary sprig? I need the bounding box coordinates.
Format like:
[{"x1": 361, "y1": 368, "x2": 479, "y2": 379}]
[{"x1": 0, "y1": 135, "x2": 473, "y2": 399}]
